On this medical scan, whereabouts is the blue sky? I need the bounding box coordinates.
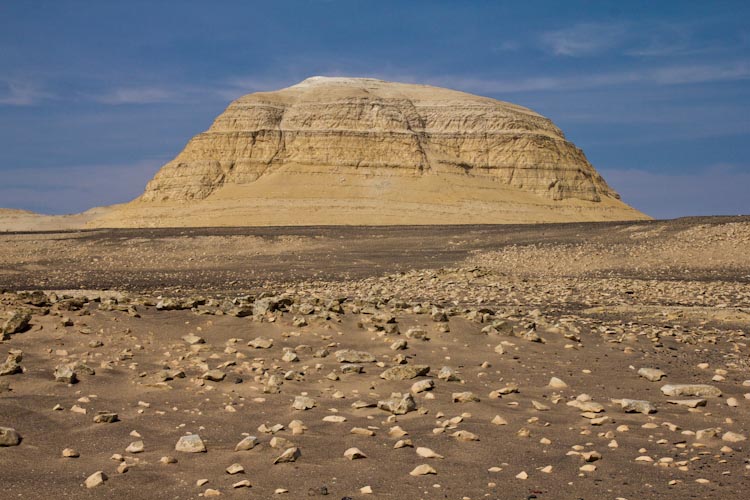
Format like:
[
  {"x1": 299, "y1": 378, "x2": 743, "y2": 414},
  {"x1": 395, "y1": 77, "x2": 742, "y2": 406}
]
[{"x1": 1, "y1": 0, "x2": 749, "y2": 218}]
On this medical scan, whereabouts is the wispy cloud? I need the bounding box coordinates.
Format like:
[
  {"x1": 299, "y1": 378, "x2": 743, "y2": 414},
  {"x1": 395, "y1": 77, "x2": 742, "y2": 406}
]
[
  {"x1": 540, "y1": 20, "x2": 740, "y2": 59},
  {"x1": 89, "y1": 76, "x2": 301, "y2": 106},
  {"x1": 540, "y1": 22, "x2": 628, "y2": 56},
  {"x1": 651, "y1": 62, "x2": 750, "y2": 84},
  {"x1": 428, "y1": 60, "x2": 750, "y2": 94},
  {"x1": 94, "y1": 87, "x2": 177, "y2": 105},
  {"x1": 0, "y1": 78, "x2": 52, "y2": 106},
  {"x1": 601, "y1": 164, "x2": 750, "y2": 219},
  {"x1": 492, "y1": 41, "x2": 521, "y2": 53}
]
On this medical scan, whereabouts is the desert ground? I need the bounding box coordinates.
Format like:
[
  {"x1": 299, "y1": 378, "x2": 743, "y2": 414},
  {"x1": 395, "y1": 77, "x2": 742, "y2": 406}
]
[{"x1": 1, "y1": 217, "x2": 749, "y2": 499}]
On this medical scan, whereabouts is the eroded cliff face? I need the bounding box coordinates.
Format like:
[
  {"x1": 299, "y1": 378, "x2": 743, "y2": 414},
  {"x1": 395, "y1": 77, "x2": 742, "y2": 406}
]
[
  {"x1": 75, "y1": 76, "x2": 648, "y2": 227},
  {"x1": 139, "y1": 77, "x2": 619, "y2": 204}
]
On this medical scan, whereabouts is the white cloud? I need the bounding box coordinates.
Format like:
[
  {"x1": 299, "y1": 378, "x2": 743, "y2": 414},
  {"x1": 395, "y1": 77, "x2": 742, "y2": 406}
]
[
  {"x1": 540, "y1": 23, "x2": 628, "y2": 56},
  {"x1": 95, "y1": 87, "x2": 177, "y2": 105},
  {"x1": 90, "y1": 76, "x2": 302, "y2": 106},
  {"x1": 428, "y1": 60, "x2": 750, "y2": 94},
  {"x1": 651, "y1": 62, "x2": 750, "y2": 85},
  {"x1": 0, "y1": 78, "x2": 52, "y2": 106},
  {"x1": 540, "y1": 20, "x2": 740, "y2": 59},
  {"x1": 600, "y1": 164, "x2": 750, "y2": 219}
]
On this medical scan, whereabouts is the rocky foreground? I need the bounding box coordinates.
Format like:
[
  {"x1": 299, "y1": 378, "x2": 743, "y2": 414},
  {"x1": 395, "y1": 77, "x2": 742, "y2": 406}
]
[{"x1": 1, "y1": 218, "x2": 749, "y2": 499}]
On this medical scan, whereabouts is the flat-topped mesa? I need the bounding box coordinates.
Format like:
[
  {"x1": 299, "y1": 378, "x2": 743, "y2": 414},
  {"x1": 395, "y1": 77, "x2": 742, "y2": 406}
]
[{"x1": 139, "y1": 76, "x2": 619, "y2": 204}]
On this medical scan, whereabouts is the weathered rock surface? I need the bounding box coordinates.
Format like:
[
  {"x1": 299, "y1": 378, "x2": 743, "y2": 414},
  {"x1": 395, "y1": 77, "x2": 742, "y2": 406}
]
[
  {"x1": 273, "y1": 447, "x2": 301, "y2": 464},
  {"x1": 377, "y1": 393, "x2": 417, "y2": 414},
  {"x1": 88, "y1": 77, "x2": 646, "y2": 228},
  {"x1": 53, "y1": 365, "x2": 77, "y2": 384},
  {"x1": 0, "y1": 350, "x2": 23, "y2": 376},
  {"x1": 292, "y1": 396, "x2": 316, "y2": 410},
  {"x1": 335, "y1": 349, "x2": 376, "y2": 363},
  {"x1": 660, "y1": 384, "x2": 722, "y2": 398},
  {"x1": 637, "y1": 367, "x2": 666, "y2": 382},
  {"x1": 84, "y1": 471, "x2": 107, "y2": 489},
  {"x1": 379, "y1": 364, "x2": 430, "y2": 380},
  {"x1": 175, "y1": 434, "x2": 206, "y2": 453},
  {"x1": 617, "y1": 398, "x2": 657, "y2": 414},
  {"x1": 234, "y1": 436, "x2": 258, "y2": 451},
  {"x1": 0, "y1": 426, "x2": 21, "y2": 446},
  {"x1": 1, "y1": 311, "x2": 31, "y2": 338}
]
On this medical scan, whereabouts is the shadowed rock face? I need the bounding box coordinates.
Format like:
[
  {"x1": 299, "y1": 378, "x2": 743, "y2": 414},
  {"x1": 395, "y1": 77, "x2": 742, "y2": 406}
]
[{"x1": 140, "y1": 77, "x2": 618, "y2": 204}]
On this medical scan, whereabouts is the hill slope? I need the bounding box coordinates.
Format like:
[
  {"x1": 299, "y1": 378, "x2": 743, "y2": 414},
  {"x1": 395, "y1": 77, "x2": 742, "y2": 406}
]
[{"x1": 88, "y1": 77, "x2": 647, "y2": 227}]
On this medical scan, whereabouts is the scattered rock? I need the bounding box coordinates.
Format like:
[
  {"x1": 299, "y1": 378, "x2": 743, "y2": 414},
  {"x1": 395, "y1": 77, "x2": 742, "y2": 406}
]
[
  {"x1": 175, "y1": 434, "x2": 206, "y2": 453},
  {"x1": 84, "y1": 471, "x2": 107, "y2": 488},
  {"x1": 722, "y1": 431, "x2": 746, "y2": 443},
  {"x1": 1, "y1": 311, "x2": 31, "y2": 338},
  {"x1": 182, "y1": 333, "x2": 205, "y2": 345},
  {"x1": 660, "y1": 384, "x2": 722, "y2": 398},
  {"x1": 405, "y1": 328, "x2": 429, "y2": 340},
  {"x1": 125, "y1": 441, "x2": 145, "y2": 453},
  {"x1": 617, "y1": 399, "x2": 657, "y2": 414},
  {"x1": 411, "y1": 379, "x2": 434, "y2": 394},
  {"x1": 226, "y1": 463, "x2": 245, "y2": 474},
  {"x1": 380, "y1": 364, "x2": 430, "y2": 380},
  {"x1": 335, "y1": 350, "x2": 376, "y2": 363},
  {"x1": 491, "y1": 415, "x2": 508, "y2": 426},
  {"x1": 667, "y1": 398, "x2": 706, "y2": 408},
  {"x1": 0, "y1": 427, "x2": 21, "y2": 446},
  {"x1": 390, "y1": 340, "x2": 408, "y2": 351},
  {"x1": 292, "y1": 396, "x2": 316, "y2": 410},
  {"x1": 93, "y1": 412, "x2": 119, "y2": 424},
  {"x1": 273, "y1": 447, "x2": 301, "y2": 464},
  {"x1": 201, "y1": 369, "x2": 226, "y2": 382},
  {"x1": 452, "y1": 392, "x2": 480, "y2": 403},
  {"x1": 235, "y1": 436, "x2": 258, "y2": 451},
  {"x1": 451, "y1": 430, "x2": 479, "y2": 441},
  {"x1": 531, "y1": 400, "x2": 550, "y2": 411},
  {"x1": 270, "y1": 436, "x2": 296, "y2": 449},
  {"x1": 253, "y1": 297, "x2": 278, "y2": 316},
  {"x1": 53, "y1": 365, "x2": 77, "y2": 384},
  {"x1": 638, "y1": 367, "x2": 666, "y2": 382},
  {"x1": 416, "y1": 447, "x2": 443, "y2": 459},
  {"x1": 437, "y1": 366, "x2": 460, "y2": 382},
  {"x1": 0, "y1": 350, "x2": 22, "y2": 376},
  {"x1": 548, "y1": 377, "x2": 568, "y2": 389},
  {"x1": 281, "y1": 351, "x2": 299, "y2": 363},
  {"x1": 410, "y1": 464, "x2": 437, "y2": 476},
  {"x1": 377, "y1": 393, "x2": 416, "y2": 415},
  {"x1": 344, "y1": 447, "x2": 367, "y2": 460},
  {"x1": 248, "y1": 337, "x2": 273, "y2": 349}
]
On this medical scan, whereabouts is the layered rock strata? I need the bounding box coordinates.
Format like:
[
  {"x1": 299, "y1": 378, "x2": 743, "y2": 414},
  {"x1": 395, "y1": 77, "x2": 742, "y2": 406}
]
[{"x1": 91, "y1": 77, "x2": 648, "y2": 226}]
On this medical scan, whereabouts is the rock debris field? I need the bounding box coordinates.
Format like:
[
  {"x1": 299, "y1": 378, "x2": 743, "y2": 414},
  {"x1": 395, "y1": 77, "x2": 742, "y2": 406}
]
[{"x1": 1, "y1": 217, "x2": 749, "y2": 499}]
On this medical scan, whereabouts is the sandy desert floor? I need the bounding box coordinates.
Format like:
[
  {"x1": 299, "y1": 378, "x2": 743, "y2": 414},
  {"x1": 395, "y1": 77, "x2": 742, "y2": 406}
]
[{"x1": 1, "y1": 217, "x2": 749, "y2": 499}]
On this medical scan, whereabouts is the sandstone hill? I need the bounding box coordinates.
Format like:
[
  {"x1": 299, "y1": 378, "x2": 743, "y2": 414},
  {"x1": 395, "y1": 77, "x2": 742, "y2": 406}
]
[
  {"x1": 0, "y1": 208, "x2": 106, "y2": 232},
  {"x1": 4, "y1": 77, "x2": 649, "y2": 230}
]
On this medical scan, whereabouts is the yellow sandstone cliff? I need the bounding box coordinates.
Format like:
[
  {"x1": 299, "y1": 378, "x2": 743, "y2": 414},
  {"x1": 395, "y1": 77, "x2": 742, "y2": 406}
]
[{"x1": 89, "y1": 76, "x2": 648, "y2": 227}]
